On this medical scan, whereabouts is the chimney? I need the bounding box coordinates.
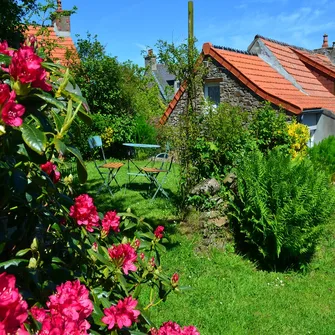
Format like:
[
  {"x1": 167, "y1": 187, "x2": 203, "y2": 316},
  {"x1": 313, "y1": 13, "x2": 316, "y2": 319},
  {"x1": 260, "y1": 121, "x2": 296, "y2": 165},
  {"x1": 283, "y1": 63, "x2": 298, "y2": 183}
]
[
  {"x1": 52, "y1": 0, "x2": 71, "y2": 35},
  {"x1": 322, "y1": 34, "x2": 329, "y2": 48},
  {"x1": 144, "y1": 49, "x2": 157, "y2": 71}
]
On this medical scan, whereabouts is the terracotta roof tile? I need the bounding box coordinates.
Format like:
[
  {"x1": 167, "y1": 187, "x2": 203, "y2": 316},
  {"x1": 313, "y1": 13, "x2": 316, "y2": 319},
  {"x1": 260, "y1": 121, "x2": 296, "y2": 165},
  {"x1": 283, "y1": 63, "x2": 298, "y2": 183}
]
[
  {"x1": 159, "y1": 39, "x2": 335, "y2": 125},
  {"x1": 24, "y1": 26, "x2": 76, "y2": 65}
]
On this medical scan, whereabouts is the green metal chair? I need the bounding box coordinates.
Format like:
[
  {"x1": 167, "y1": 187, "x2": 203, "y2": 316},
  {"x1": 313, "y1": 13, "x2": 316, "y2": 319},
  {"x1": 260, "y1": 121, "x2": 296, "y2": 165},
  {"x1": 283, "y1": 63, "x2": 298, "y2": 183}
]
[
  {"x1": 140, "y1": 154, "x2": 174, "y2": 200},
  {"x1": 88, "y1": 136, "x2": 124, "y2": 195}
]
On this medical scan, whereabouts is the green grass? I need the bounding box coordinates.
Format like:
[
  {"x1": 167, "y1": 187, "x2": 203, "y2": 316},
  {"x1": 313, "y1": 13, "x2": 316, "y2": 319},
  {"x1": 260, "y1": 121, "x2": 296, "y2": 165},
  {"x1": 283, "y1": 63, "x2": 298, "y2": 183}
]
[{"x1": 79, "y1": 160, "x2": 335, "y2": 335}]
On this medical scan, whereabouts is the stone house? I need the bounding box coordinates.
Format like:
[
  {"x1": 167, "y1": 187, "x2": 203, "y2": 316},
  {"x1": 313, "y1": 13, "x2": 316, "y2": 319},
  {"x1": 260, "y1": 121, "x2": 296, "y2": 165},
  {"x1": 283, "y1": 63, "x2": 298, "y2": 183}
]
[
  {"x1": 144, "y1": 49, "x2": 179, "y2": 102},
  {"x1": 159, "y1": 34, "x2": 335, "y2": 146},
  {"x1": 24, "y1": 0, "x2": 76, "y2": 66}
]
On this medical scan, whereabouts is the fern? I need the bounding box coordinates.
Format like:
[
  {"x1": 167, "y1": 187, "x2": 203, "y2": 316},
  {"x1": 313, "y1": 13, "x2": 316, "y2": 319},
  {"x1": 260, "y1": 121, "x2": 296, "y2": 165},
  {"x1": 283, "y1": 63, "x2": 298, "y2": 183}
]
[{"x1": 230, "y1": 149, "x2": 335, "y2": 269}]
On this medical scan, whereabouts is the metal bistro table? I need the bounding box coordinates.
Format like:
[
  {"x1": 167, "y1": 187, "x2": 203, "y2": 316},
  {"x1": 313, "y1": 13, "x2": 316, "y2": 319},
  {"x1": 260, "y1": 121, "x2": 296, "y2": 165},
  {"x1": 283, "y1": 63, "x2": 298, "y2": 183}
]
[{"x1": 122, "y1": 143, "x2": 160, "y2": 188}]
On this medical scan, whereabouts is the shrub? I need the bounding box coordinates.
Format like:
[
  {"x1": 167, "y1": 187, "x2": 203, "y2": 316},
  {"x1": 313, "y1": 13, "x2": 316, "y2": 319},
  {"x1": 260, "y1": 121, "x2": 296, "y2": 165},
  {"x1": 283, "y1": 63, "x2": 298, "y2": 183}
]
[
  {"x1": 0, "y1": 40, "x2": 198, "y2": 335},
  {"x1": 230, "y1": 149, "x2": 335, "y2": 269},
  {"x1": 309, "y1": 135, "x2": 335, "y2": 180},
  {"x1": 70, "y1": 113, "x2": 137, "y2": 159},
  {"x1": 287, "y1": 120, "x2": 310, "y2": 158},
  {"x1": 249, "y1": 102, "x2": 291, "y2": 154}
]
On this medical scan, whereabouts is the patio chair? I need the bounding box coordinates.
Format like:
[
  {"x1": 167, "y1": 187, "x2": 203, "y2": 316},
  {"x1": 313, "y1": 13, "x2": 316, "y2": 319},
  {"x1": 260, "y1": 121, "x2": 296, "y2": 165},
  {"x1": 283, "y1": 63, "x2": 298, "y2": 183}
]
[
  {"x1": 140, "y1": 154, "x2": 174, "y2": 200},
  {"x1": 88, "y1": 136, "x2": 124, "y2": 195}
]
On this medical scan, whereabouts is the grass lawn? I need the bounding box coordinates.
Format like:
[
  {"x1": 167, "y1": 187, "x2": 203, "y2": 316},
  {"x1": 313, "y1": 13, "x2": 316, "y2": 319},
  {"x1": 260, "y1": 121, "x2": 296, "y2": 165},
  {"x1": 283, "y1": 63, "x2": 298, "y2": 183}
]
[{"x1": 79, "y1": 160, "x2": 335, "y2": 335}]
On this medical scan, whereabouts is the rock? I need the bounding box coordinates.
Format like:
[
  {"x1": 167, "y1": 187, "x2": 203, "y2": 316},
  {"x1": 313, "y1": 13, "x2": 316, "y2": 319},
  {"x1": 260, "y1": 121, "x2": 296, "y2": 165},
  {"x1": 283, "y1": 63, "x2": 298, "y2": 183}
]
[
  {"x1": 210, "y1": 216, "x2": 228, "y2": 227},
  {"x1": 190, "y1": 178, "x2": 221, "y2": 195}
]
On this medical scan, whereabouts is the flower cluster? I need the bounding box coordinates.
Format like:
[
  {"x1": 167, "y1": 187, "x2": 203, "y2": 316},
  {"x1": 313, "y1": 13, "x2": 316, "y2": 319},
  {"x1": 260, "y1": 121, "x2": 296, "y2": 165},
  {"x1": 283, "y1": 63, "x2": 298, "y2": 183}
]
[
  {"x1": 31, "y1": 280, "x2": 93, "y2": 335},
  {"x1": 0, "y1": 39, "x2": 53, "y2": 128},
  {"x1": 154, "y1": 225, "x2": 164, "y2": 239},
  {"x1": 5, "y1": 45, "x2": 52, "y2": 92},
  {"x1": 102, "y1": 296, "x2": 140, "y2": 330},
  {"x1": 150, "y1": 321, "x2": 200, "y2": 335},
  {"x1": 108, "y1": 243, "x2": 137, "y2": 275},
  {"x1": 40, "y1": 161, "x2": 61, "y2": 183},
  {"x1": 69, "y1": 194, "x2": 100, "y2": 232},
  {"x1": 0, "y1": 84, "x2": 25, "y2": 126},
  {"x1": 102, "y1": 210, "x2": 120, "y2": 235},
  {"x1": 0, "y1": 272, "x2": 29, "y2": 335}
]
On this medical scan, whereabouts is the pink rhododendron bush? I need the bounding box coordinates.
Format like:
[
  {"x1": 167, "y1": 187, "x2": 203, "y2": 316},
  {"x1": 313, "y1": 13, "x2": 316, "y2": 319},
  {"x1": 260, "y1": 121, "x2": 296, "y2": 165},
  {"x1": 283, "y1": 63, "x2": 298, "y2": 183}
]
[{"x1": 0, "y1": 39, "x2": 199, "y2": 334}]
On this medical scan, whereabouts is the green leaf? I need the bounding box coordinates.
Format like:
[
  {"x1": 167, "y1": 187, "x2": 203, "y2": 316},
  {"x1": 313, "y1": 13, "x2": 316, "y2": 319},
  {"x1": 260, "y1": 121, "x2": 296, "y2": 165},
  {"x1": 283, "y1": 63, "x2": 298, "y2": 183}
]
[
  {"x1": 117, "y1": 274, "x2": 129, "y2": 295},
  {"x1": 138, "y1": 308, "x2": 156, "y2": 328},
  {"x1": 15, "y1": 248, "x2": 31, "y2": 257},
  {"x1": 0, "y1": 259, "x2": 28, "y2": 269},
  {"x1": 53, "y1": 138, "x2": 67, "y2": 155},
  {"x1": 33, "y1": 92, "x2": 65, "y2": 111},
  {"x1": 51, "y1": 110, "x2": 64, "y2": 133},
  {"x1": 67, "y1": 146, "x2": 87, "y2": 183},
  {"x1": 20, "y1": 123, "x2": 47, "y2": 155},
  {"x1": 87, "y1": 249, "x2": 111, "y2": 266},
  {"x1": 0, "y1": 54, "x2": 11, "y2": 67},
  {"x1": 51, "y1": 257, "x2": 65, "y2": 264}
]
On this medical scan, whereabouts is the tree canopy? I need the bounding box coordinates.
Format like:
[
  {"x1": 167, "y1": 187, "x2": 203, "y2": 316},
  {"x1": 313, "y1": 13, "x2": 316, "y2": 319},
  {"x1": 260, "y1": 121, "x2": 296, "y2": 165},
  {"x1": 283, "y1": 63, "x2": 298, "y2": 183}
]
[{"x1": 0, "y1": 0, "x2": 36, "y2": 46}]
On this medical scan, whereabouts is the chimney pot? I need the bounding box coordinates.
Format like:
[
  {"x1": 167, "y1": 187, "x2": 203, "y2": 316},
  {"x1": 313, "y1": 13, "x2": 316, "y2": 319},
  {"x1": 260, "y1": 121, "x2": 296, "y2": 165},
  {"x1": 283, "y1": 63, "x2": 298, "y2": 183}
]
[
  {"x1": 57, "y1": 0, "x2": 62, "y2": 11},
  {"x1": 322, "y1": 34, "x2": 329, "y2": 48}
]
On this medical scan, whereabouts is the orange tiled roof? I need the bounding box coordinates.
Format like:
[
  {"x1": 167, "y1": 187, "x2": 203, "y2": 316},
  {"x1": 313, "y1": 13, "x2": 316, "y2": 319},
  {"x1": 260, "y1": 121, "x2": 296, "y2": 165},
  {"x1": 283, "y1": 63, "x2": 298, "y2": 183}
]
[
  {"x1": 160, "y1": 39, "x2": 335, "y2": 125},
  {"x1": 25, "y1": 26, "x2": 76, "y2": 65}
]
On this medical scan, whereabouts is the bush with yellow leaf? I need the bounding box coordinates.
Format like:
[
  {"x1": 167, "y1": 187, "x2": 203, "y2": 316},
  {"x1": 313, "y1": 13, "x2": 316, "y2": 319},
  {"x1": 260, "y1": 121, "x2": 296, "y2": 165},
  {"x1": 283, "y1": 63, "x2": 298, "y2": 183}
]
[{"x1": 287, "y1": 120, "x2": 310, "y2": 158}]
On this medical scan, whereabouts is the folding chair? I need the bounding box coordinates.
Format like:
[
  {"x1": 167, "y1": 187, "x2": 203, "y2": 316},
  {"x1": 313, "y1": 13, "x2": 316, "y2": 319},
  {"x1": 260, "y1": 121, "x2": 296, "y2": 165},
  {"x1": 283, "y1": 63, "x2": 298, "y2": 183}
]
[
  {"x1": 140, "y1": 155, "x2": 174, "y2": 200},
  {"x1": 88, "y1": 136, "x2": 124, "y2": 195}
]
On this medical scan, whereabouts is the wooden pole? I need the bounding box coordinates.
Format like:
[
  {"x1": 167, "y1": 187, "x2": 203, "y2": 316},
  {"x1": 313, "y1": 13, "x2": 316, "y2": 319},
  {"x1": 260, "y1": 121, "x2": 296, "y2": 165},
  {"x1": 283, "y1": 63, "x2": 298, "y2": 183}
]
[{"x1": 188, "y1": 1, "x2": 194, "y2": 42}]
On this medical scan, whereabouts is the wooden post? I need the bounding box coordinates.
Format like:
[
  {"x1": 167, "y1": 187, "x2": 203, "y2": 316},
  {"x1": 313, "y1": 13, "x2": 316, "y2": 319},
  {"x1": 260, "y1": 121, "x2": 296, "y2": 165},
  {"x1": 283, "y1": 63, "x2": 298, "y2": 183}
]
[{"x1": 188, "y1": 1, "x2": 194, "y2": 42}]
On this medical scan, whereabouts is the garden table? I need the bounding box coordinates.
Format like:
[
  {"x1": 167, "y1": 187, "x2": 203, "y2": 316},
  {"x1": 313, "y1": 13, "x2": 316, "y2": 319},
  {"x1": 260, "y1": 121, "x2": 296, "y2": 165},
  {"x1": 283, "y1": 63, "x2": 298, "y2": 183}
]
[{"x1": 122, "y1": 143, "x2": 160, "y2": 187}]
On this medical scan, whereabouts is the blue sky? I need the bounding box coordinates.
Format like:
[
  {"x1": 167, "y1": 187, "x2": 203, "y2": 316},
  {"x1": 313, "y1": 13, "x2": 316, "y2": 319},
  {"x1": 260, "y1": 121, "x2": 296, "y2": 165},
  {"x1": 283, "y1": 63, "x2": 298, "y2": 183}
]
[{"x1": 56, "y1": 0, "x2": 335, "y2": 65}]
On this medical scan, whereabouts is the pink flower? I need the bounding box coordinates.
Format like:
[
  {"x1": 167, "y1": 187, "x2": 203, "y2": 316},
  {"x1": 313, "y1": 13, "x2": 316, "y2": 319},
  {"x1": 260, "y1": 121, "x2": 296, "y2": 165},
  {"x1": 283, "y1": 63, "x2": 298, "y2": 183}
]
[
  {"x1": 40, "y1": 161, "x2": 61, "y2": 183},
  {"x1": 171, "y1": 273, "x2": 179, "y2": 285},
  {"x1": 0, "y1": 84, "x2": 10, "y2": 105},
  {"x1": 47, "y1": 280, "x2": 93, "y2": 321},
  {"x1": 30, "y1": 306, "x2": 47, "y2": 323},
  {"x1": 150, "y1": 322, "x2": 200, "y2": 335},
  {"x1": 140, "y1": 252, "x2": 145, "y2": 260},
  {"x1": 102, "y1": 296, "x2": 140, "y2": 330},
  {"x1": 0, "y1": 272, "x2": 28, "y2": 335},
  {"x1": 0, "y1": 41, "x2": 14, "y2": 56},
  {"x1": 154, "y1": 226, "x2": 164, "y2": 239},
  {"x1": 154, "y1": 321, "x2": 181, "y2": 335},
  {"x1": 102, "y1": 211, "x2": 120, "y2": 234},
  {"x1": 182, "y1": 326, "x2": 200, "y2": 335},
  {"x1": 7, "y1": 46, "x2": 52, "y2": 91},
  {"x1": 1, "y1": 90, "x2": 25, "y2": 126},
  {"x1": 108, "y1": 243, "x2": 137, "y2": 275},
  {"x1": 69, "y1": 194, "x2": 100, "y2": 232}
]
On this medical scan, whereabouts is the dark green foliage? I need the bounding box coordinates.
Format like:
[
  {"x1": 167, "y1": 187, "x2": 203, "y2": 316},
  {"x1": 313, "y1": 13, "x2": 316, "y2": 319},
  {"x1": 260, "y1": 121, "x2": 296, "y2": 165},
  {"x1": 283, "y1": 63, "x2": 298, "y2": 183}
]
[
  {"x1": 309, "y1": 135, "x2": 335, "y2": 179},
  {"x1": 70, "y1": 113, "x2": 136, "y2": 159},
  {"x1": 249, "y1": 102, "x2": 291, "y2": 153},
  {"x1": 230, "y1": 149, "x2": 335, "y2": 269},
  {"x1": 0, "y1": 0, "x2": 36, "y2": 46}
]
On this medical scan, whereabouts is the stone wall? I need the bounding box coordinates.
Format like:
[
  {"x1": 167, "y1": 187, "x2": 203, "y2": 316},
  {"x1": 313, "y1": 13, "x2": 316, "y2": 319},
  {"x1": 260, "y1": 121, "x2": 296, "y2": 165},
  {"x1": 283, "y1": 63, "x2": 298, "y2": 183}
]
[{"x1": 167, "y1": 57, "x2": 264, "y2": 125}]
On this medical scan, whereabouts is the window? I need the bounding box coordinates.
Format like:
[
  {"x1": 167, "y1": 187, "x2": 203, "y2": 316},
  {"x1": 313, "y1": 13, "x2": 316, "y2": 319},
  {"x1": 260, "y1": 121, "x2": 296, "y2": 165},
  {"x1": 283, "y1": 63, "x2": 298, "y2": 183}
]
[{"x1": 204, "y1": 82, "x2": 220, "y2": 106}]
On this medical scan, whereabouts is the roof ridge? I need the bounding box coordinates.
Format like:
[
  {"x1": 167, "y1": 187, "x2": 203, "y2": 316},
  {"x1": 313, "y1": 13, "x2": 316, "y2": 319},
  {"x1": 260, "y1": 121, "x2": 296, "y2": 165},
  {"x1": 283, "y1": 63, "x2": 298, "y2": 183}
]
[
  {"x1": 212, "y1": 45, "x2": 258, "y2": 56},
  {"x1": 254, "y1": 34, "x2": 313, "y2": 52}
]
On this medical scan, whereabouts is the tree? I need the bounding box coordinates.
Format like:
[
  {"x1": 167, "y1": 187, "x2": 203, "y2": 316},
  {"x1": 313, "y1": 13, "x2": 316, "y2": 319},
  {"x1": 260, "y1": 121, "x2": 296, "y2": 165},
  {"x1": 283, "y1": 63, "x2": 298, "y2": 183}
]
[
  {"x1": 66, "y1": 34, "x2": 165, "y2": 152},
  {"x1": 0, "y1": 0, "x2": 36, "y2": 46},
  {"x1": 156, "y1": 37, "x2": 207, "y2": 207}
]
